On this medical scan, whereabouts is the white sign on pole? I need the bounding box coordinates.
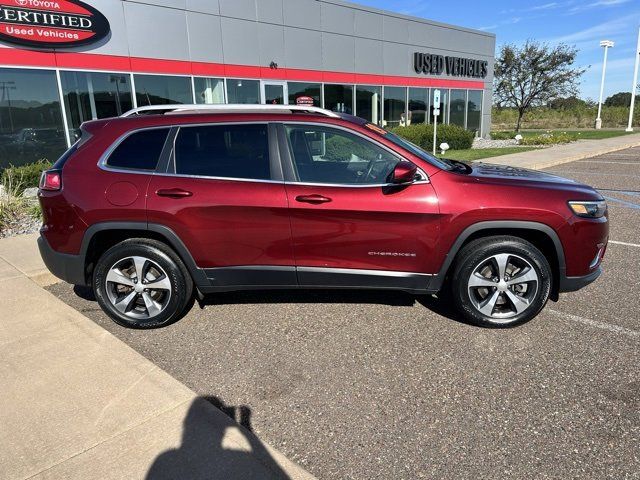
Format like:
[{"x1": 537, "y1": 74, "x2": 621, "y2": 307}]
[{"x1": 433, "y1": 89, "x2": 440, "y2": 155}]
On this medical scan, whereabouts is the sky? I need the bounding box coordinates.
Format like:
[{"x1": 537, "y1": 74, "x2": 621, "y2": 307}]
[{"x1": 355, "y1": 0, "x2": 640, "y2": 102}]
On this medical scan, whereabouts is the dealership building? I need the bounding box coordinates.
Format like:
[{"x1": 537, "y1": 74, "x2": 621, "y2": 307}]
[{"x1": 0, "y1": 0, "x2": 495, "y2": 167}]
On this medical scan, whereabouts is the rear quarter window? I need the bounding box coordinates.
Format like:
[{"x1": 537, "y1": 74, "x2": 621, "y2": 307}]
[{"x1": 106, "y1": 128, "x2": 170, "y2": 171}]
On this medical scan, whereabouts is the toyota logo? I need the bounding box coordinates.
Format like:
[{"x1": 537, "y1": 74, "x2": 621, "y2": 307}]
[{"x1": 15, "y1": 0, "x2": 29, "y2": 5}]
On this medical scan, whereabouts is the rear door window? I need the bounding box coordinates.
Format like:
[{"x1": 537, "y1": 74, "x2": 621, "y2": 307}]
[
  {"x1": 107, "y1": 128, "x2": 170, "y2": 171},
  {"x1": 174, "y1": 124, "x2": 270, "y2": 180}
]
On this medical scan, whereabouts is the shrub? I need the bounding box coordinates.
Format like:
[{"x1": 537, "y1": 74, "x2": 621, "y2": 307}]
[
  {"x1": 324, "y1": 135, "x2": 378, "y2": 161},
  {"x1": 520, "y1": 131, "x2": 578, "y2": 145},
  {"x1": 0, "y1": 159, "x2": 52, "y2": 195},
  {"x1": 391, "y1": 123, "x2": 474, "y2": 151},
  {"x1": 490, "y1": 131, "x2": 516, "y2": 140}
]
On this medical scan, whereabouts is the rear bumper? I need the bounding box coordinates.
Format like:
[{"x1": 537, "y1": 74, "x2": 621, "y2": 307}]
[
  {"x1": 558, "y1": 266, "x2": 602, "y2": 293},
  {"x1": 38, "y1": 235, "x2": 87, "y2": 286}
]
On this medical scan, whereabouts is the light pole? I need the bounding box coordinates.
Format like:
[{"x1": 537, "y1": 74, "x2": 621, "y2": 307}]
[
  {"x1": 0, "y1": 80, "x2": 16, "y2": 133},
  {"x1": 595, "y1": 40, "x2": 615, "y2": 130},
  {"x1": 626, "y1": 27, "x2": 640, "y2": 132}
]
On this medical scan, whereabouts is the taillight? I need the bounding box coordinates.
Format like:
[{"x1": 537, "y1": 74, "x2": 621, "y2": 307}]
[{"x1": 40, "y1": 170, "x2": 62, "y2": 191}]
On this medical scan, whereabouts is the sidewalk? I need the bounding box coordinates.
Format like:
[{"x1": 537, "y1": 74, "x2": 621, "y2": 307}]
[
  {"x1": 0, "y1": 234, "x2": 315, "y2": 480},
  {"x1": 476, "y1": 132, "x2": 640, "y2": 169}
]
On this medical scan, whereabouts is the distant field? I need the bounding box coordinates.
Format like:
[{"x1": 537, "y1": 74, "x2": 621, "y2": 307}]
[
  {"x1": 443, "y1": 147, "x2": 539, "y2": 162},
  {"x1": 521, "y1": 130, "x2": 634, "y2": 140},
  {"x1": 491, "y1": 130, "x2": 635, "y2": 140}
]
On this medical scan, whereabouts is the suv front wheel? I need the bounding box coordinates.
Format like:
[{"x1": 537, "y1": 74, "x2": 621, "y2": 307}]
[
  {"x1": 93, "y1": 238, "x2": 193, "y2": 329},
  {"x1": 450, "y1": 236, "x2": 552, "y2": 327}
]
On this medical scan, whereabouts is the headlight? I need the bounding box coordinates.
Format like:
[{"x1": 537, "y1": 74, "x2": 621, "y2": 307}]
[{"x1": 568, "y1": 200, "x2": 607, "y2": 218}]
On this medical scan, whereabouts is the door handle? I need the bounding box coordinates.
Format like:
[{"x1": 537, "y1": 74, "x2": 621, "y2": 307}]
[
  {"x1": 295, "y1": 194, "x2": 332, "y2": 204},
  {"x1": 156, "y1": 188, "x2": 193, "y2": 199}
]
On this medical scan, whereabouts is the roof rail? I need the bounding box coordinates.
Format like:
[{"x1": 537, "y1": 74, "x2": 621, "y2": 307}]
[{"x1": 121, "y1": 104, "x2": 341, "y2": 118}]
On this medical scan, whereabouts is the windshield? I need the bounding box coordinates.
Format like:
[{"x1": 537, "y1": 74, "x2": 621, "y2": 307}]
[
  {"x1": 382, "y1": 131, "x2": 457, "y2": 171},
  {"x1": 361, "y1": 122, "x2": 459, "y2": 171}
]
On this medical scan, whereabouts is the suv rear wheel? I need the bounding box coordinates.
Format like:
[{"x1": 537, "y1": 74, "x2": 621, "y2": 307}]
[
  {"x1": 450, "y1": 236, "x2": 552, "y2": 327},
  {"x1": 93, "y1": 238, "x2": 193, "y2": 329}
]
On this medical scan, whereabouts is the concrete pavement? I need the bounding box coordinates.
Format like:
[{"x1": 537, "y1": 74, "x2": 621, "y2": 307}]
[
  {"x1": 0, "y1": 234, "x2": 315, "y2": 480},
  {"x1": 46, "y1": 148, "x2": 640, "y2": 479},
  {"x1": 474, "y1": 132, "x2": 640, "y2": 169}
]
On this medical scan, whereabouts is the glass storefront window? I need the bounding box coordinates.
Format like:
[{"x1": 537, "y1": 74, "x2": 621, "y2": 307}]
[
  {"x1": 408, "y1": 88, "x2": 429, "y2": 125},
  {"x1": 61, "y1": 71, "x2": 133, "y2": 143},
  {"x1": 288, "y1": 82, "x2": 321, "y2": 107},
  {"x1": 0, "y1": 68, "x2": 67, "y2": 168},
  {"x1": 467, "y1": 90, "x2": 483, "y2": 134},
  {"x1": 383, "y1": 86, "x2": 406, "y2": 128},
  {"x1": 194, "y1": 77, "x2": 225, "y2": 104},
  {"x1": 355, "y1": 85, "x2": 381, "y2": 125},
  {"x1": 226, "y1": 78, "x2": 260, "y2": 104},
  {"x1": 430, "y1": 88, "x2": 448, "y2": 124},
  {"x1": 449, "y1": 89, "x2": 466, "y2": 128},
  {"x1": 324, "y1": 84, "x2": 353, "y2": 114},
  {"x1": 134, "y1": 74, "x2": 193, "y2": 106}
]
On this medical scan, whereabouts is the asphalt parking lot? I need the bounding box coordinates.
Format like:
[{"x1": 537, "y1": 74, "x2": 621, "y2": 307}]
[{"x1": 49, "y1": 146, "x2": 640, "y2": 480}]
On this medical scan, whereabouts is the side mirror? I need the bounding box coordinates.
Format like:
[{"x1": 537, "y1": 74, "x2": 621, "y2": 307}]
[{"x1": 390, "y1": 160, "x2": 418, "y2": 185}]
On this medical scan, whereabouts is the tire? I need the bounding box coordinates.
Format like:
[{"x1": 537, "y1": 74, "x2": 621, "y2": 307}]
[
  {"x1": 450, "y1": 236, "x2": 552, "y2": 328},
  {"x1": 93, "y1": 238, "x2": 193, "y2": 329}
]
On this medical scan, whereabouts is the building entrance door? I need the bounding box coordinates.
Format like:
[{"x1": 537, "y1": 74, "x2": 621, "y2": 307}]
[{"x1": 261, "y1": 81, "x2": 288, "y2": 105}]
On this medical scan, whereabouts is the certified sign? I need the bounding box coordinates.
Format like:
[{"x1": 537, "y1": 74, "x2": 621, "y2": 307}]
[
  {"x1": 0, "y1": 0, "x2": 110, "y2": 48},
  {"x1": 296, "y1": 96, "x2": 315, "y2": 106}
]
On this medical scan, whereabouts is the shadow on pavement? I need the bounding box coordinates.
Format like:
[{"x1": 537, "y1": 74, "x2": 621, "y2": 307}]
[
  {"x1": 146, "y1": 396, "x2": 291, "y2": 480},
  {"x1": 73, "y1": 284, "x2": 469, "y2": 325},
  {"x1": 198, "y1": 288, "x2": 417, "y2": 307}
]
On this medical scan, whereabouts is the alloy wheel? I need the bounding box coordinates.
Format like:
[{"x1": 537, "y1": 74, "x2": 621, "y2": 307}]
[
  {"x1": 104, "y1": 256, "x2": 172, "y2": 321},
  {"x1": 467, "y1": 253, "x2": 539, "y2": 323}
]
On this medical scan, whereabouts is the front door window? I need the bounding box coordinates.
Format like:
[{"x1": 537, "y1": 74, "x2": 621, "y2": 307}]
[{"x1": 284, "y1": 125, "x2": 400, "y2": 185}]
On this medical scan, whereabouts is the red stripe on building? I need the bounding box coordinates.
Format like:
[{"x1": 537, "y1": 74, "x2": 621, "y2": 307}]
[{"x1": 0, "y1": 48, "x2": 487, "y2": 89}]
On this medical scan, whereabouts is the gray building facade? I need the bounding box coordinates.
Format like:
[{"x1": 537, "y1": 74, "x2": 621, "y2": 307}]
[{"x1": 0, "y1": 0, "x2": 495, "y2": 167}]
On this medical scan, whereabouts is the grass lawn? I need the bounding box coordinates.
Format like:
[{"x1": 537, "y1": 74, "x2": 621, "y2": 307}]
[
  {"x1": 520, "y1": 130, "x2": 633, "y2": 140},
  {"x1": 443, "y1": 147, "x2": 540, "y2": 162}
]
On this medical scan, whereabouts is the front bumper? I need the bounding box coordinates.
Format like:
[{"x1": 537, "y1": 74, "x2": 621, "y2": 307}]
[
  {"x1": 38, "y1": 235, "x2": 87, "y2": 286},
  {"x1": 558, "y1": 266, "x2": 602, "y2": 293}
]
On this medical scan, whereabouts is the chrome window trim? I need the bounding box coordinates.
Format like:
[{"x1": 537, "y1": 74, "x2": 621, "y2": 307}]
[
  {"x1": 152, "y1": 172, "x2": 284, "y2": 185},
  {"x1": 171, "y1": 121, "x2": 276, "y2": 182},
  {"x1": 98, "y1": 125, "x2": 173, "y2": 175},
  {"x1": 98, "y1": 121, "x2": 275, "y2": 181},
  {"x1": 97, "y1": 120, "x2": 429, "y2": 188},
  {"x1": 280, "y1": 121, "x2": 430, "y2": 187}
]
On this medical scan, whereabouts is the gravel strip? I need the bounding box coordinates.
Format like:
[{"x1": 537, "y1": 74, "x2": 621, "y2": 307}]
[
  {"x1": 472, "y1": 138, "x2": 519, "y2": 149},
  {"x1": 0, "y1": 211, "x2": 41, "y2": 239}
]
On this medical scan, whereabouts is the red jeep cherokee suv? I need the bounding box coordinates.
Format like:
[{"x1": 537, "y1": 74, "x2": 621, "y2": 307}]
[{"x1": 38, "y1": 105, "x2": 608, "y2": 329}]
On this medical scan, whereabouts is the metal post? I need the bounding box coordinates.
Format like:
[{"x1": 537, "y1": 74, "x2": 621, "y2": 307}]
[
  {"x1": 596, "y1": 40, "x2": 614, "y2": 129},
  {"x1": 626, "y1": 27, "x2": 640, "y2": 132},
  {"x1": 55, "y1": 69, "x2": 72, "y2": 148},
  {"x1": 432, "y1": 114, "x2": 438, "y2": 155}
]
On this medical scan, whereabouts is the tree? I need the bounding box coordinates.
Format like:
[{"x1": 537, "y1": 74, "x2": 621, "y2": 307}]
[
  {"x1": 494, "y1": 41, "x2": 586, "y2": 131},
  {"x1": 604, "y1": 92, "x2": 640, "y2": 107},
  {"x1": 547, "y1": 96, "x2": 589, "y2": 110}
]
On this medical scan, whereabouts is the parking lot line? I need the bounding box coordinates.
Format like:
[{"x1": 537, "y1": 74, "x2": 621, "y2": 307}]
[
  {"x1": 598, "y1": 189, "x2": 640, "y2": 197},
  {"x1": 577, "y1": 160, "x2": 640, "y2": 165},
  {"x1": 550, "y1": 170, "x2": 640, "y2": 178},
  {"x1": 602, "y1": 196, "x2": 640, "y2": 210},
  {"x1": 609, "y1": 240, "x2": 640, "y2": 248},
  {"x1": 548, "y1": 309, "x2": 640, "y2": 339}
]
